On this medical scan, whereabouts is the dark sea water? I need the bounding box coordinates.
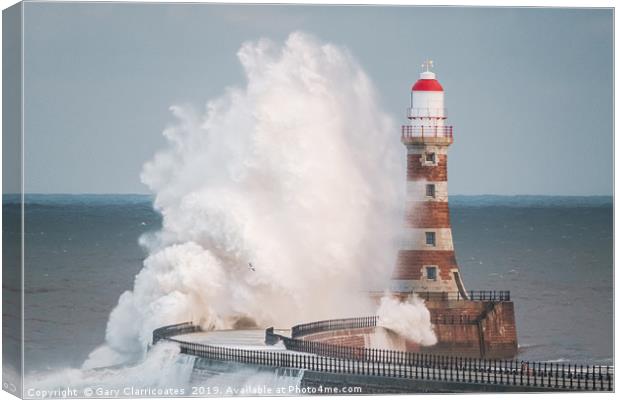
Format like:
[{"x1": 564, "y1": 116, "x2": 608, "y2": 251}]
[
  {"x1": 4, "y1": 194, "x2": 613, "y2": 373},
  {"x1": 451, "y1": 196, "x2": 613, "y2": 366}
]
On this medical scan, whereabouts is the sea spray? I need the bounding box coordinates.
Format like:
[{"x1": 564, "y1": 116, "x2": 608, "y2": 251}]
[
  {"x1": 192, "y1": 365, "x2": 305, "y2": 395},
  {"x1": 82, "y1": 31, "x2": 436, "y2": 371},
  {"x1": 26, "y1": 342, "x2": 195, "y2": 395},
  {"x1": 376, "y1": 294, "x2": 437, "y2": 346}
]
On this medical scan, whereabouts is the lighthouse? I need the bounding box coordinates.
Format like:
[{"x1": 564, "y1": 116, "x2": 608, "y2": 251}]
[
  {"x1": 385, "y1": 62, "x2": 518, "y2": 358},
  {"x1": 391, "y1": 60, "x2": 468, "y2": 299}
]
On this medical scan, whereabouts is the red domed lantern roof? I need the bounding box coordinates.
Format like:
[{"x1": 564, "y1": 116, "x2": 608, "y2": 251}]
[
  {"x1": 411, "y1": 79, "x2": 444, "y2": 92},
  {"x1": 412, "y1": 62, "x2": 444, "y2": 92}
]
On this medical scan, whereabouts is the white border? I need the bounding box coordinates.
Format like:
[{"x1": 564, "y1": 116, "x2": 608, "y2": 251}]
[{"x1": 0, "y1": 2, "x2": 615, "y2": 400}]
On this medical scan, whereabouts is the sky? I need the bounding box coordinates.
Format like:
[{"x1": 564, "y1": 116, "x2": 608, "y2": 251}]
[{"x1": 12, "y1": 3, "x2": 613, "y2": 195}]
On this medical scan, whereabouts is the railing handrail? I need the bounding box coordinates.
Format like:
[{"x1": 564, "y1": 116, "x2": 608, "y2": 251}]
[
  {"x1": 401, "y1": 125, "x2": 454, "y2": 139},
  {"x1": 407, "y1": 107, "x2": 447, "y2": 119},
  {"x1": 152, "y1": 322, "x2": 613, "y2": 392},
  {"x1": 291, "y1": 315, "x2": 377, "y2": 339},
  {"x1": 152, "y1": 321, "x2": 201, "y2": 344},
  {"x1": 415, "y1": 290, "x2": 511, "y2": 302}
]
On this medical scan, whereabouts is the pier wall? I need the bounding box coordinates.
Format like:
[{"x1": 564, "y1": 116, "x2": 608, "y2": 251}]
[
  {"x1": 420, "y1": 300, "x2": 518, "y2": 359},
  {"x1": 298, "y1": 301, "x2": 518, "y2": 359}
]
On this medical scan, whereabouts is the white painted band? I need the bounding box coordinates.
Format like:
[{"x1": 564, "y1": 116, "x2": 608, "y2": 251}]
[
  {"x1": 400, "y1": 228, "x2": 454, "y2": 251},
  {"x1": 407, "y1": 146, "x2": 449, "y2": 155},
  {"x1": 406, "y1": 181, "x2": 448, "y2": 202}
]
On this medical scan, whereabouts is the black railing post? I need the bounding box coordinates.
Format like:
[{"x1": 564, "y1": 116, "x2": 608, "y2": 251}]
[
  {"x1": 440, "y1": 354, "x2": 444, "y2": 380},
  {"x1": 593, "y1": 365, "x2": 597, "y2": 391},
  {"x1": 485, "y1": 358, "x2": 490, "y2": 384},
  {"x1": 475, "y1": 357, "x2": 480, "y2": 383},
  {"x1": 562, "y1": 363, "x2": 566, "y2": 389},
  {"x1": 513, "y1": 360, "x2": 517, "y2": 386},
  {"x1": 526, "y1": 362, "x2": 531, "y2": 386},
  {"x1": 450, "y1": 356, "x2": 455, "y2": 382},
  {"x1": 538, "y1": 362, "x2": 543, "y2": 387},
  {"x1": 595, "y1": 365, "x2": 599, "y2": 391},
  {"x1": 484, "y1": 358, "x2": 488, "y2": 384},
  {"x1": 607, "y1": 366, "x2": 611, "y2": 391}
]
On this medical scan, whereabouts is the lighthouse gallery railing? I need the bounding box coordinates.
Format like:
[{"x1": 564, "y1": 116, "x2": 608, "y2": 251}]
[{"x1": 401, "y1": 125, "x2": 453, "y2": 139}]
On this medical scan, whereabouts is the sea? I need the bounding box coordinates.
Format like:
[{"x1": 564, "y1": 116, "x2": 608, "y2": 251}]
[{"x1": 3, "y1": 194, "x2": 613, "y2": 374}]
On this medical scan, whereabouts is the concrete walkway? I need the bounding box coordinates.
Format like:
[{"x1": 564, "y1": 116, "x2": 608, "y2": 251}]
[{"x1": 175, "y1": 329, "x2": 291, "y2": 351}]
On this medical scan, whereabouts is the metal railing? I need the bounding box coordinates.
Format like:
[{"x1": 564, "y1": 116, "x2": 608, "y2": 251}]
[
  {"x1": 291, "y1": 316, "x2": 377, "y2": 339},
  {"x1": 407, "y1": 107, "x2": 447, "y2": 119},
  {"x1": 401, "y1": 125, "x2": 454, "y2": 139},
  {"x1": 154, "y1": 322, "x2": 613, "y2": 391},
  {"x1": 431, "y1": 315, "x2": 478, "y2": 325},
  {"x1": 417, "y1": 290, "x2": 511, "y2": 302},
  {"x1": 272, "y1": 331, "x2": 613, "y2": 390},
  {"x1": 152, "y1": 321, "x2": 203, "y2": 344},
  {"x1": 468, "y1": 290, "x2": 511, "y2": 301}
]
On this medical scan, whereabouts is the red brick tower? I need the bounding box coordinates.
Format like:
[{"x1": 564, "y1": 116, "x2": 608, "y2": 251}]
[{"x1": 391, "y1": 61, "x2": 468, "y2": 299}]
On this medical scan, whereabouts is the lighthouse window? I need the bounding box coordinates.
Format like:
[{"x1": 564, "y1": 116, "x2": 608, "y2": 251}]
[
  {"x1": 425, "y1": 232, "x2": 436, "y2": 246},
  {"x1": 426, "y1": 184, "x2": 436, "y2": 198},
  {"x1": 426, "y1": 266, "x2": 438, "y2": 281},
  {"x1": 426, "y1": 152, "x2": 436, "y2": 163}
]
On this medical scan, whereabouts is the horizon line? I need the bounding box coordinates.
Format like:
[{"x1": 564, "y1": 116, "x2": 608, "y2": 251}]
[{"x1": 3, "y1": 193, "x2": 614, "y2": 197}]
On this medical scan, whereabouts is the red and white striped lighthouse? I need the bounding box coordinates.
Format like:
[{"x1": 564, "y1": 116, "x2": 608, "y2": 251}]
[{"x1": 391, "y1": 60, "x2": 468, "y2": 299}]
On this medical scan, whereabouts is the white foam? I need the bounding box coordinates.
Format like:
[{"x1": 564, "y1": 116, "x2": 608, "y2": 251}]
[
  {"x1": 376, "y1": 294, "x2": 437, "y2": 346},
  {"x1": 25, "y1": 342, "x2": 195, "y2": 396},
  {"x1": 86, "y1": 31, "x2": 407, "y2": 368}
]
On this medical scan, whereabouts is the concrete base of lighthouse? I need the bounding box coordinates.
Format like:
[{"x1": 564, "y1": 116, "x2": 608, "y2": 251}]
[{"x1": 383, "y1": 292, "x2": 518, "y2": 359}]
